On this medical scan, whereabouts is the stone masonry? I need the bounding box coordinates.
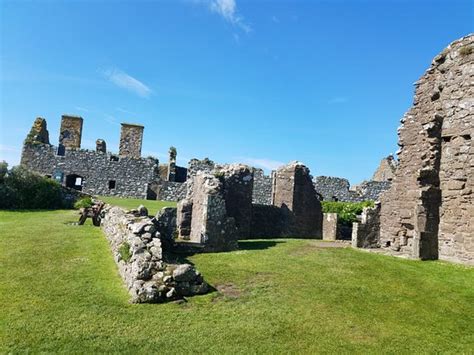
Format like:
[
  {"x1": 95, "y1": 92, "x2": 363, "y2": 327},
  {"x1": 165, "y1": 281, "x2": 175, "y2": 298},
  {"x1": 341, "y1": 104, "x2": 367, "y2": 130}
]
[
  {"x1": 379, "y1": 35, "x2": 473, "y2": 263},
  {"x1": 101, "y1": 205, "x2": 208, "y2": 303},
  {"x1": 59, "y1": 115, "x2": 83, "y2": 149},
  {"x1": 188, "y1": 172, "x2": 238, "y2": 252},
  {"x1": 119, "y1": 123, "x2": 144, "y2": 158},
  {"x1": 272, "y1": 161, "x2": 322, "y2": 238},
  {"x1": 21, "y1": 116, "x2": 159, "y2": 199},
  {"x1": 372, "y1": 155, "x2": 397, "y2": 182}
]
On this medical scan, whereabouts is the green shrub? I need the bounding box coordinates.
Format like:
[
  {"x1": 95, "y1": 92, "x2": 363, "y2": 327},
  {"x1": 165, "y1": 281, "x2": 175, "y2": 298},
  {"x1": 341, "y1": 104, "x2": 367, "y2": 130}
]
[
  {"x1": 321, "y1": 201, "x2": 374, "y2": 226},
  {"x1": 74, "y1": 197, "x2": 93, "y2": 209},
  {"x1": 0, "y1": 166, "x2": 65, "y2": 209},
  {"x1": 118, "y1": 242, "x2": 132, "y2": 263}
]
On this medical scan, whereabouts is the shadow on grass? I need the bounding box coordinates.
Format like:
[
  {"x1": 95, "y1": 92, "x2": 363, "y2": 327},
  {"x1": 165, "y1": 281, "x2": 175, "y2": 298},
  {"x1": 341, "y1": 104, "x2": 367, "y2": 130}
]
[{"x1": 238, "y1": 240, "x2": 285, "y2": 250}]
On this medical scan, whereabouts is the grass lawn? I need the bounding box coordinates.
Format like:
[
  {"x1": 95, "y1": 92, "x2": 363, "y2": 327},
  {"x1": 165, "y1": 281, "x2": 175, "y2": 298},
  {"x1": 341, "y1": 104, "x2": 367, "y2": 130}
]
[
  {"x1": 98, "y1": 196, "x2": 176, "y2": 216},
  {"x1": 1, "y1": 209, "x2": 473, "y2": 353}
]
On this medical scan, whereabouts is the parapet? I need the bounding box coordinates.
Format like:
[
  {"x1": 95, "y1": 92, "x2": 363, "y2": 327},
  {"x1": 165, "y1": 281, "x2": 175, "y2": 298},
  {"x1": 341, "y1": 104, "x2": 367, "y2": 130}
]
[
  {"x1": 59, "y1": 115, "x2": 83, "y2": 149},
  {"x1": 119, "y1": 123, "x2": 144, "y2": 158}
]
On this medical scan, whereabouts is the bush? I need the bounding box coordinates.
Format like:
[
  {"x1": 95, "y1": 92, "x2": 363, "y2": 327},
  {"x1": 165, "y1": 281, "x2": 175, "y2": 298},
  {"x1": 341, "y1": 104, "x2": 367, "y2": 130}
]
[
  {"x1": 321, "y1": 201, "x2": 374, "y2": 226},
  {"x1": 0, "y1": 166, "x2": 66, "y2": 209},
  {"x1": 118, "y1": 242, "x2": 132, "y2": 263},
  {"x1": 74, "y1": 197, "x2": 93, "y2": 209}
]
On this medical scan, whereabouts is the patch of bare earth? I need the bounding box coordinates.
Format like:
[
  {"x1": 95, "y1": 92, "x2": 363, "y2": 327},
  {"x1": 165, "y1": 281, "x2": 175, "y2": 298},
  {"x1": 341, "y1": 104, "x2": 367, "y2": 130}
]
[{"x1": 289, "y1": 240, "x2": 350, "y2": 256}]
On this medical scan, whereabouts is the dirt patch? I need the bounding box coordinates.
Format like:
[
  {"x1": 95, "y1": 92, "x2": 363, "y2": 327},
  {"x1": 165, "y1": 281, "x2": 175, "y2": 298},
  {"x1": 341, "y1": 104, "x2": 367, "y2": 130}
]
[
  {"x1": 215, "y1": 283, "x2": 241, "y2": 299},
  {"x1": 289, "y1": 240, "x2": 350, "y2": 256}
]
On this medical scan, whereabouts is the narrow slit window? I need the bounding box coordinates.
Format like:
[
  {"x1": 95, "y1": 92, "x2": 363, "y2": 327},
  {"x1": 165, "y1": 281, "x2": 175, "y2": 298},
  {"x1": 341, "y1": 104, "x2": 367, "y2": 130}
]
[{"x1": 108, "y1": 180, "x2": 116, "y2": 189}]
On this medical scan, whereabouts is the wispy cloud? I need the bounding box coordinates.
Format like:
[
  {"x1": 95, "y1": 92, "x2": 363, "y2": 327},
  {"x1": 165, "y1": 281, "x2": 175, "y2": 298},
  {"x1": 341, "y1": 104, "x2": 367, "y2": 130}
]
[
  {"x1": 195, "y1": 0, "x2": 251, "y2": 33},
  {"x1": 271, "y1": 15, "x2": 279, "y2": 23},
  {"x1": 236, "y1": 157, "x2": 285, "y2": 172},
  {"x1": 0, "y1": 144, "x2": 19, "y2": 153},
  {"x1": 103, "y1": 114, "x2": 120, "y2": 126},
  {"x1": 328, "y1": 97, "x2": 348, "y2": 105},
  {"x1": 100, "y1": 68, "x2": 152, "y2": 98},
  {"x1": 0, "y1": 144, "x2": 21, "y2": 166},
  {"x1": 116, "y1": 107, "x2": 137, "y2": 116},
  {"x1": 75, "y1": 106, "x2": 90, "y2": 112}
]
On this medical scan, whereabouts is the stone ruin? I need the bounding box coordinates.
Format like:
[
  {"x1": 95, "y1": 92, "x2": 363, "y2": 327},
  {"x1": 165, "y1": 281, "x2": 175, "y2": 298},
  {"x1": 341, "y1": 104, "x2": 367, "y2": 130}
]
[
  {"x1": 101, "y1": 206, "x2": 208, "y2": 303},
  {"x1": 353, "y1": 34, "x2": 473, "y2": 265}
]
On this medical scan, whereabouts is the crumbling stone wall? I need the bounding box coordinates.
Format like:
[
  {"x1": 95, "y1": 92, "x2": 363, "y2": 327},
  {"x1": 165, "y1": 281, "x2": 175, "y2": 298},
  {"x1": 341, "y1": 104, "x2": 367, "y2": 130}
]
[
  {"x1": 352, "y1": 203, "x2": 381, "y2": 248},
  {"x1": 252, "y1": 168, "x2": 273, "y2": 205},
  {"x1": 119, "y1": 123, "x2": 144, "y2": 158},
  {"x1": 217, "y1": 164, "x2": 254, "y2": 239},
  {"x1": 188, "y1": 173, "x2": 238, "y2": 251},
  {"x1": 59, "y1": 115, "x2": 83, "y2": 149},
  {"x1": 25, "y1": 117, "x2": 50, "y2": 145},
  {"x1": 21, "y1": 143, "x2": 159, "y2": 198},
  {"x1": 101, "y1": 205, "x2": 208, "y2": 303},
  {"x1": 380, "y1": 35, "x2": 473, "y2": 263},
  {"x1": 372, "y1": 155, "x2": 397, "y2": 182},
  {"x1": 313, "y1": 176, "x2": 391, "y2": 202},
  {"x1": 273, "y1": 162, "x2": 322, "y2": 238}
]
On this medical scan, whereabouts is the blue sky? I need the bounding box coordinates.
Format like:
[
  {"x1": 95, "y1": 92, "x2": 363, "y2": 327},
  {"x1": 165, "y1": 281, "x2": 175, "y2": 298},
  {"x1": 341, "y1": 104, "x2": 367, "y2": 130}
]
[{"x1": 1, "y1": 0, "x2": 472, "y2": 184}]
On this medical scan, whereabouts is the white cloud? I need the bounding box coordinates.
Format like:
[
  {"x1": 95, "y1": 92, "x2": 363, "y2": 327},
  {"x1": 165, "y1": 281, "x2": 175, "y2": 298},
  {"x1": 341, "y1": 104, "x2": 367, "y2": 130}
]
[
  {"x1": 236, "y1": 157, "x2": 285, "y2": 172},
  {"x1": 75, "y1": 106, "x2": 90, "y2": 112},
  {"x1": 100, "y1": 68, "x2": 152, "y2": 98},
  {"x1": 116, "y1": 107, "x2": 137, "y2": 115},
  {"x1": 195, "y1": 0, "x2": 251, "y2": 33}
]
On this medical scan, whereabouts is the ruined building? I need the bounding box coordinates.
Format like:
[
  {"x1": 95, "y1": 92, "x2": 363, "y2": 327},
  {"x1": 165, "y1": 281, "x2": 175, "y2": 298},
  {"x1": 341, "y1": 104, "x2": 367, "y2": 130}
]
[
  {"x1": 21, "y1": 115, "x2": 160, "y2": 198},
  {"x1": 354, "y1": 34, "x2": 473, "y2": 264}
]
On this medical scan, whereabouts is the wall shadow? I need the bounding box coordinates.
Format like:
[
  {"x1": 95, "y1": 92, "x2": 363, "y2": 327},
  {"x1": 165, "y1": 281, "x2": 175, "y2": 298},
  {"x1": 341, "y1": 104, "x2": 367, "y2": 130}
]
[{"x1": 238, "y1": 240, "x2": 285, "y2": 251}]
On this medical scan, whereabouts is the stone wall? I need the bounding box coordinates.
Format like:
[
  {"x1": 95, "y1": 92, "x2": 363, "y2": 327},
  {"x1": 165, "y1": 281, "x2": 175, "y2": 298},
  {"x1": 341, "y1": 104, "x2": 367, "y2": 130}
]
[
  {"x1": 249, "y1": 204, "x2": 286, "y2": 238},
  {"x1": 59, "y1": 115, "x2": 83, "y2": 149},
  {"x1": 313, "y1": 176, "x2": 391, "y2": 202},
  {"x1": 101, "y1": 205, "x2": 208, "y2": 303},
  {"x1": 252, "y1": 168, "x2": 273, "y2": 205},
  {"x1": 372, "y1": 155, "x2": 397, "y2": 181},
  {"x1": 119, "y1": 123, "x2": 144, "y2": 158},
  {"x1": 188, "y1": 173, "x2": 238, "y2": 251},
  {"x1": 379, "y1": 35, "x2": 473, "y2": 264},
  {"x1": 322, "y1": 213, "x2": 339, "y2": 241},
  {"x1": 352, "y1": 203, "x2": 381, "y2": 248},
  {"x1": 273, "y1": 162, "x2": 322, "y2": 238},
  {"x1": 21, "y1": 143, "x2": 158, "y2": 199},
  {"x1": 155, "y1": 181, "x2": 187, "y2": 202}
]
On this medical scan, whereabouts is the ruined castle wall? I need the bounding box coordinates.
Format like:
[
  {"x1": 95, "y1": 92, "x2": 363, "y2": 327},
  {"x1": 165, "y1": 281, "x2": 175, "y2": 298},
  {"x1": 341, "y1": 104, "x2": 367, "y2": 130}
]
[
  {"x1": 119, "y1": 123, "x2": 144, "y2": 158},
  {"x1": 21, "y1": 143, "x2": 158, "y2": 199},
  {"x1": 155, "y1": 181, "x2": 187, "y2": 202},
  {"x1": 313, "y1": 176, "x2": 391, "y2": 202},
  {"x1": 380, "y1": 35, "x2": 473, "y2": 262},
  {"x1": 252, "y1": 168, "x2": 273, "y2": 205},
  {"x1": 59, "y1": 115, "x2": 83, "y2": 149}
]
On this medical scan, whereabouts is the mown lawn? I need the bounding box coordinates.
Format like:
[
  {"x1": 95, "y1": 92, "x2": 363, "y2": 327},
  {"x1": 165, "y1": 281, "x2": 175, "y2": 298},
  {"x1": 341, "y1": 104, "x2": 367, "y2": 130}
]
[
  {"x1": 1, "y1": 209, "x2": 473, "y2": 353},
  {"x1": 98, "y1": 196, "x2": 176, "y2": 216}
]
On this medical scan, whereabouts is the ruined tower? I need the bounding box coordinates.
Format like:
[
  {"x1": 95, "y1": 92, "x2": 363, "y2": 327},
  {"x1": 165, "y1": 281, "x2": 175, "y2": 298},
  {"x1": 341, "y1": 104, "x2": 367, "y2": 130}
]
[
  {"x1": 59, "y1": 115, "x2": 83, "y2": 149},
  {"x1": 379, "y1": 34, "x2": 473, "y2": 263},
  {"x1": 119, "y1": 123, "x2": 144, "y2": 158}
]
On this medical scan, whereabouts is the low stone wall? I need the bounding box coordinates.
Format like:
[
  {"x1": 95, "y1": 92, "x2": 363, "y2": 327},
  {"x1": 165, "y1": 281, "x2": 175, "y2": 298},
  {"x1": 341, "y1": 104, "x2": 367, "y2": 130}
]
[
  {"x1": 101, "y1": 205, "x2": 208, "y2": 303},
  {"x1": 156, "y1": 181, "x2": 187, "y2": 201}
]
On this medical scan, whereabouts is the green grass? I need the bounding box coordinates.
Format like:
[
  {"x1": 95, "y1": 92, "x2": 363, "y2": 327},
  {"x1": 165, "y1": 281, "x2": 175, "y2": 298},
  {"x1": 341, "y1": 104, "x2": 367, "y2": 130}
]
[
  {"x1": 98, "y1": 196, "x2": 176, "y2": 216},
  {"x1": 1, "y1": 210, "x2": 473, "y2": 353}
]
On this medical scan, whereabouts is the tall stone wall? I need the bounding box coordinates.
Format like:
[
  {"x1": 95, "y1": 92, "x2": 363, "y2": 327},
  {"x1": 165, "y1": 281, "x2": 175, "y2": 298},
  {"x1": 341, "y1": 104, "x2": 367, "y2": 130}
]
[
  {"x1": 21, "y1": 143, "x2": 158, "y2": 199},
  {"x1": 380, "y1": 35, "x2": 473, "y2": 263},
  {"x1": 252, "y1": 168, "x2": 273, "y2": 205},
  {"x1": 273, "y1": 162, "x2": 322, "y2": 238},
  {"x1": 119, "y1": 123, "x2": 144, "y2": 158},
  {"x1": 59, "y1": 115, "x2": 83, "y2": 149},
  {"x1": 188, "y1": 173, "x2": 238, "y2": 251}
]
